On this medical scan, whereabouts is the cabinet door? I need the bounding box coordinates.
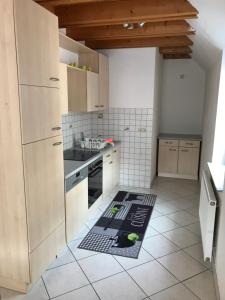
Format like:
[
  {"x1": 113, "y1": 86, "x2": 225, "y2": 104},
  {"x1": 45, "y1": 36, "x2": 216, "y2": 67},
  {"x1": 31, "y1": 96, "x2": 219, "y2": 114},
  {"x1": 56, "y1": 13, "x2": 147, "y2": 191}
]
[
  {"x1": 23, "y1": 136, "x2": 64, "y2": 251},
  {"x1": 178, "y1": 147, "x2": 200, "y2": 178},
  {"x1": 112, "y1": 148, "x2": 120, "y2": 188},
  {"x1": 66, "y1": 178, "x2": 88, "y2": 243},
  {"x1": 20, "y1": 86, "x2": 62, "y2": 144},
  {"x1": 59, "y1": 63, "x2": 68, "y2": 115},
  {"x1": 87, "y1": 72, "x2": 99, "y2": 112},
  {"x1": 14, "y1": 0, "x2": 59, "y2": 87},
  {"x1": 68, "y1": 68, "x2": 87, "y2": 112},
  {"x1": 158, "y1": 146, "x2": 178, "y2": 174},
  {"x1": 99, "y1": 54, "x2": 109, "y2": 110},
  {"x1": 103, "y1": 160, "x2": 113, "y2": 196}
]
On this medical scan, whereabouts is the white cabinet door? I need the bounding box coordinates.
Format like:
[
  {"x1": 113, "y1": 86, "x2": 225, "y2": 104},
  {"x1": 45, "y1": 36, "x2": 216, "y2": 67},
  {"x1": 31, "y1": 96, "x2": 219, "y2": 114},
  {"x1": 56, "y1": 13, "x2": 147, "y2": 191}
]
[
  {"x1": 178, "y1": 147, "x2": 200, "y2": 178},
  {"x1": 66, "y1": 178, "x2": 88, "y2": 243},
  {"x1": 158, "y1": 146, "x2": 178, "y2": 174}
]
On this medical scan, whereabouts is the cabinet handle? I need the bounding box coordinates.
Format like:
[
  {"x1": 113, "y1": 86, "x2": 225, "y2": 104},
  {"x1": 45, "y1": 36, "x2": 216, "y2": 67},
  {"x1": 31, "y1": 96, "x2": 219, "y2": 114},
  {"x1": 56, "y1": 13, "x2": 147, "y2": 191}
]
[
  {"x1": 52, "y1": 126, "x2": 61, "y2": 131},
  {"x1": 95, "y1": 105, "x2": 100, "y2": 108},
  {"x1": 113, "y1": 150, "x2": 117, "y2": 153},
  {"x1": 106, "y1": 154, "x2": 111, "y2": 158},
  {"x1": 185, "y1": 142, "x2": 193, "y2": 145},
  {"x1": 99, "y1": 105, "x2": 104, "y2": 108},
  {"x1": 53, "y1": 142, "x2": 62, "y2": 146},
  {"x1": 49, "y1": 77, "x2": 60, "y2": 81},
  {"x1": 181, "y1": 149, "x2": 189, "y2": 152},
  {"x1": 169, "y1": 148, "x2": 176, "y2": 151},
  {"x1": 109, "y1": 161, "x2": 113, "y2": 164}
]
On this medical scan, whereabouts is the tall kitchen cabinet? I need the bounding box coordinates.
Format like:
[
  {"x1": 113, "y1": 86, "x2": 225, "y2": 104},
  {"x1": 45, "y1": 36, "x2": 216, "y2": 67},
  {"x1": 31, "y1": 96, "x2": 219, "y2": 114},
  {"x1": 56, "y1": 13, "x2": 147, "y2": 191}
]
[{"x1": 0, "y1": 0, "x2": 65, "y2": 293}]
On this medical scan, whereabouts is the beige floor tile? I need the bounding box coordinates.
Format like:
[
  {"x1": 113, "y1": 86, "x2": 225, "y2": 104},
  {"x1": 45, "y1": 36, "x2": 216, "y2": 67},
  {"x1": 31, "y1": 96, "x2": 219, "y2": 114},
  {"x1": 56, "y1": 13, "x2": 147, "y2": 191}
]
[
  {"x1": 142, "y1": 235, "x2": 179, "y2": 258},
  {"x1": 151, "y1": 209, "x2": 163, "y2": 219},
  {"x1": 150, "y1": 216, "x2": 180, "y2": 233},
  {"x1": 150, "y1": 283, "x2": 199, "y2": 300},
  {"x1": 0, "y1": 279, "x2": 48, "y2": 300},
  {"x1": 184, "y1": 270, "x2": 217, "y2": 300},
  {"x1": 68, "y1": 239, "x2": 98, "y2": 260},
  {"x1": 167, "y1": 211, "x2": 198, "y2": 226},
  {"x1": 158, "y1": 250, "x2": 206, "y2": 281},
  {"x1": 163, "y1": 228, "x2": 200, "y2": 248},
  {"x1": 154, "y1": 202, "x2": 180, "y2": 215},
  {"x1": 184, "y1": 243, "x2": 211, "y2": 268},
  {"x1": 73, "y1": 225, "x2": 90, "y2": 240},
  {"x1": 87, "y1": 208, "x2": 103, "y2": 220},
  {"x1": 144, "y1": 226, "x2": 160, "y2": 238},
  {"x1": 86, "y1": 218, "x2": 99, "y2": 229},
  {"x1": 48, "y1": 246, "x2": 75, "y2": 269},
  {"x1": 169, "y1": 198, "x2": 196, "y2": 210},
  {"x1": 185, "y1": 222, "x2": 201, "y2": 237},
  {"x1": 78, "y1": 253, "x2": 123, "y2": 283},
  {"x1": 127, "y1": 260, "x2": 178, "y2": 296},
  {"x1": 42, "y1": 262, "x2": 88, "y2": 298},
  {"x1": 93, "y1": 271, "x2": 146, "y2": 300},
  {"x1": 114, "y1": 247, "x2": 154, "y2": 270},
  {"x1": 185, "y1": 206, "x2": 199, "y2": 218},
  {"x1": 53, "y1": 285, "x2": 99, "y2": 300}
]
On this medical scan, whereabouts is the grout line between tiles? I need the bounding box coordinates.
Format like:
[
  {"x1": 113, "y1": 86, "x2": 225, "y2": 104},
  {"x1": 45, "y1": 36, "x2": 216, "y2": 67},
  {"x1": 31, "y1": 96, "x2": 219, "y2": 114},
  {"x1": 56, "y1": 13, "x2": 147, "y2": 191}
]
[{"x1": 41, "y1": 276, "x2": 51, "y2": 299}]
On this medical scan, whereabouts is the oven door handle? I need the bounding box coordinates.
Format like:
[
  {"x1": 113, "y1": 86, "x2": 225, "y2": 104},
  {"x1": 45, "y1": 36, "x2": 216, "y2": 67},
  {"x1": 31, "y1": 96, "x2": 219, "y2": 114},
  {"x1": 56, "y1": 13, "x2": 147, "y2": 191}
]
[{"x1": 89, "y1": 167, "x2": 102, "y2": 178}]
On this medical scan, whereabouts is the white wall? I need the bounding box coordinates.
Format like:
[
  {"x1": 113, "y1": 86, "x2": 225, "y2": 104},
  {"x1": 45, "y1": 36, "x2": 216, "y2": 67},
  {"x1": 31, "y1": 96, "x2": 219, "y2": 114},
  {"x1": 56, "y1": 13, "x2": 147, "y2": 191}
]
[
  {"x1": 160, "y1": 59, "x2": 205, "y2": 134},
  {"x1": 100, "y1": 48, "x2": 157, "y2": 109},
  {"x1": 212, "y1": 50, "x2": 225, "y2": 165},
  {"x1": 150, "y1": 51, "x2": 162, "y2": 184},
  {"x1": 200, "y1": 57, "x2": 222, "y2": 174}
]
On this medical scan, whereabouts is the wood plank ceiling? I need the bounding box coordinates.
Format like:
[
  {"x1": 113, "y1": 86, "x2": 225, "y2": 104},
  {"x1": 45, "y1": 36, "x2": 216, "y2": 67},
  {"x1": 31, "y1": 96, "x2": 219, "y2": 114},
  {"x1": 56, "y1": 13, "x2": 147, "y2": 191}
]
[{"x1": 36, "y1": 0, "x2": 198, "y2": 59}]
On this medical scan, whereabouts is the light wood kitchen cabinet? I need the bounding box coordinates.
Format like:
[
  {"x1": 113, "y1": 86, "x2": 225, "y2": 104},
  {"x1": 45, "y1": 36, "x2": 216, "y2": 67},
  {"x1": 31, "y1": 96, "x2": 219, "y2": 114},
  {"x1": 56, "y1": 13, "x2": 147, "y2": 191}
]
[
  {"x1": 14, "y1": 0, "x2": 59, "y2": 87},
  {"x1": 68, "y1": 67, "x2": 99, "y2": 112},
  {"x1": 0, "y1": 0, "x2": 65, "y2": 293},
  {"x1": 112, "y1": 148, "x2": 120, "y2": 189},
  {"x1": 59, "y1": 63, "x2": 68, "y2": 115},
  {"x1": 19, "y1": 85, "x2": 62, "y2": 144},
  {"x1": 178, "y1": 147, "x2": 200, "y2": 178},
  {"x1": 23, "y1": 136, "x2": 65, "y2": 251},
  {"x1": 66, "y1": 178, "x2": 88, "y2": 243},
  {"x1": 158, "y1": 138, "x2": 201, "y2": 180},
  {"x1": 99, "y1": 54, "x2": 109, "y2": 110},
  {"x1": 103, "y1": 147, "x2": 120, "y2": 196},
  {"x1": 158, "y1": 145, "x2": 178, "y2": 174}
]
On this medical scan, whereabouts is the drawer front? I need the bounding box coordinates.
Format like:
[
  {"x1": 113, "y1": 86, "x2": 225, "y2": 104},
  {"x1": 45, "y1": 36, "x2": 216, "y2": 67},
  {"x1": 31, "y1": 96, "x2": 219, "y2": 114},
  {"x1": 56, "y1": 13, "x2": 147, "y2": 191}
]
[
  {"x1": 159, "y1": 139, "x2": 179, "y2": 147},
  {"x1": 103, "y1": 151, "x2": 112, "y2": 163},
  {"x1": 179, "y1": 140, "x2": 200, "y2": 148}
]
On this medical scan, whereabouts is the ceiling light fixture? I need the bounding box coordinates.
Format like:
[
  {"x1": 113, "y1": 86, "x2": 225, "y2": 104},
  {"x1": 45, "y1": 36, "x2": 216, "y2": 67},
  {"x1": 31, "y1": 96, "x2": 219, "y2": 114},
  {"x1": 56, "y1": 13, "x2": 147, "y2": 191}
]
[
  {"x1": 123, "y1": 22, "x2": 134, "y2": 30},
  {"x1": 138, "y1": 21, "x2": 145, "y2": 28}
]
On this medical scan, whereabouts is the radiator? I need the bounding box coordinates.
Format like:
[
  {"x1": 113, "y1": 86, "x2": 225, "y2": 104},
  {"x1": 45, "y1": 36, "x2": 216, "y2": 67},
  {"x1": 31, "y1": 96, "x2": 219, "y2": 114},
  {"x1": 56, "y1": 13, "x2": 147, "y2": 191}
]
[{"x1": 199, "y1": 170, "x2": 217, "y2": 262}]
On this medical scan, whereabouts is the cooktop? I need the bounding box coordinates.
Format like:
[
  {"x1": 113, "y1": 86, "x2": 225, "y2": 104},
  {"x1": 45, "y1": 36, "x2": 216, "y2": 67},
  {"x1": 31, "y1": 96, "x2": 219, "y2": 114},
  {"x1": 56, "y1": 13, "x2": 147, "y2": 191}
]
[{"x1": 64, "y1": 149, "x2": 99, "y2": 162}]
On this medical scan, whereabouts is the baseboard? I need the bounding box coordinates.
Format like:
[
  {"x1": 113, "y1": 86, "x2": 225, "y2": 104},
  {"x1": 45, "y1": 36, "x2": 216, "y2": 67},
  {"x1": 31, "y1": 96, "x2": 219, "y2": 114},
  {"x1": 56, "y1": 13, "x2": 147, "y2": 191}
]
[
  {"x1": 211, "y1": 255, "x2": 221, "y2": 300},
  {"x1": 0, "y1": 276, "x2": 29, "y2": 294},
  {"x1": 158, "y1": 172, "x2": 198, "y2": 180}
]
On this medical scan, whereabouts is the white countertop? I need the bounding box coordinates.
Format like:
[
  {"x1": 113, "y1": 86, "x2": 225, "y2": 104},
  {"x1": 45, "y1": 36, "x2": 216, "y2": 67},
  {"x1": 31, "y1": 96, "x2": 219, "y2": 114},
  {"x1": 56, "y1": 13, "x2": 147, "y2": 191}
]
[
  {"x1": 158, "y1": 133, "x2": 202, "y2": 141},
  {"x1": 208, "y1": 162, "x2": 225, "y2": 192}
]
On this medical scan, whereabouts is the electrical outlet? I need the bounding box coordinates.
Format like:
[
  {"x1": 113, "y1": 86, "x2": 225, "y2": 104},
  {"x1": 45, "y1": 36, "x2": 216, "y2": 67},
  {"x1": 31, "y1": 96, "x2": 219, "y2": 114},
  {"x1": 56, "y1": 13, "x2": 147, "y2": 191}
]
[{"x1": 138, "y1": 128, "x2": 146, "y2": 132}]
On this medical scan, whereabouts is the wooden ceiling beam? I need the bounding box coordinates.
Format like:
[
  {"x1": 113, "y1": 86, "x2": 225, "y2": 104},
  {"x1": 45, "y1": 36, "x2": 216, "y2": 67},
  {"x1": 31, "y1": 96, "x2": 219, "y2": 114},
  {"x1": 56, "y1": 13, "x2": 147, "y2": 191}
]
[
  {"x1": 85, "y1": 36, "x2": 193, "y2": 49},
  {"x1": 163, "y1": 53, "x2": 191, "y2": 59},
  {"x1": 66, "y1": 20, "x2": 195, "y2": 41},
  {"x1": 159, "y1": 46, "x2": 192, "y2": 55},
  {"x1": 36, "y1": 0, "x2": 115, "y2": 7},
  {"x1": 56, "y1": 0, "x2": 198, "y2": 28}
]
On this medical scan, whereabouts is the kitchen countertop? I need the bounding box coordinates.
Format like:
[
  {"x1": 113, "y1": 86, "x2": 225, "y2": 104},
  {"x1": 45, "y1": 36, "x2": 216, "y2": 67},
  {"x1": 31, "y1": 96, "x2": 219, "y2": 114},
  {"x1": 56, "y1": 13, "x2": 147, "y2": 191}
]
[
  {"x1": 208, "y1": 162, "x2": 225, "y2": 192},
  {"x1": 158, "y1": 133, "x2": 202, "y2": 141},
  {"x1": 64, "y1": 141, "x2": 121, "y2": 180}
]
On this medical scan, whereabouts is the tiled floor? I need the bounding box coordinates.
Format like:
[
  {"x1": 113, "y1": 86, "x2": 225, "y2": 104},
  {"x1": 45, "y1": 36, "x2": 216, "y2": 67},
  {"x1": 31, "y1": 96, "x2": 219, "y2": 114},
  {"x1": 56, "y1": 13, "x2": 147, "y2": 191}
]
[{"x1": 0, "y1": 177, "x2": 218, "y2": 300}]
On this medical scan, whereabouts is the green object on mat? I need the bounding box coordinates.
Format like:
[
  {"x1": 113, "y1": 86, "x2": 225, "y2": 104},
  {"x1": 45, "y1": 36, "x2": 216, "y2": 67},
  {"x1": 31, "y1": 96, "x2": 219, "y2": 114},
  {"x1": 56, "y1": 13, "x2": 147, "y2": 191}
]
[
  {"x1": 111, "y1": 207, "x2": 119, "y2": 215},
  {"x1": 128, "y1": 233, "x2": 139, "y2": 242}
]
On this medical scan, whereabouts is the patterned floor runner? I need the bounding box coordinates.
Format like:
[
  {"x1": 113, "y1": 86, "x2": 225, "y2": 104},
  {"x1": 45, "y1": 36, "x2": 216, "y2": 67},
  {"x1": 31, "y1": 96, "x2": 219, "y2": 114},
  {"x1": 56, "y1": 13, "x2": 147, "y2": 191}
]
[{"x1": 78, "y1": 191, "x2": 156, "y2": 258}]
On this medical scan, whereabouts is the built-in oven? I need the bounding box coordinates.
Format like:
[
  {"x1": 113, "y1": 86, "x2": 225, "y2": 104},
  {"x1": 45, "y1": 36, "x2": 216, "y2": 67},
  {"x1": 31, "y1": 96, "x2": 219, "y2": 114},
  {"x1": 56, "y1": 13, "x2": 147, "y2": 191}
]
[{"x1": 88, "y1": 156, "x2": 103, "y2": 208}]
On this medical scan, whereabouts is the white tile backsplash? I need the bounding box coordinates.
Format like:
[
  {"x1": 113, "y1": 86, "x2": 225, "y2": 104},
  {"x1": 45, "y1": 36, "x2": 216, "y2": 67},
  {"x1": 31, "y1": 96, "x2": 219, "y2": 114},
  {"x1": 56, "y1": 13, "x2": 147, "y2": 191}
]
[{"x1": 62, "y1": 107, "x2": 155, "y2": 188}]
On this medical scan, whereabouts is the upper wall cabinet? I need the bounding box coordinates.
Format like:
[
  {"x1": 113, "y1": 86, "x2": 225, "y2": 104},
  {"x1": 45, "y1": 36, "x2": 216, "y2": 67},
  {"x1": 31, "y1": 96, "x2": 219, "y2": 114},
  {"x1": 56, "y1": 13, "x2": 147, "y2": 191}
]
[
  {"x1": 99, "y1": 54, "x2": 109, "y2": 110},
  {"x1": 14, "y1": 0, "x2": 59, "y2": 87},
  {"x1": 68, "y1": 68, "x2": 99, "y2": 112}
]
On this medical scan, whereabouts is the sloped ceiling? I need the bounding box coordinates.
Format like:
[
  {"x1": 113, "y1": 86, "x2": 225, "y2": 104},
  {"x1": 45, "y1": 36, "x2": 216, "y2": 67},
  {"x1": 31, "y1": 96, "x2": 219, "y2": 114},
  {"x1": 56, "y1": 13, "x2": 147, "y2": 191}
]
[{"x1": 189, "y1": 0, "x2": 225, "y2": 69}]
